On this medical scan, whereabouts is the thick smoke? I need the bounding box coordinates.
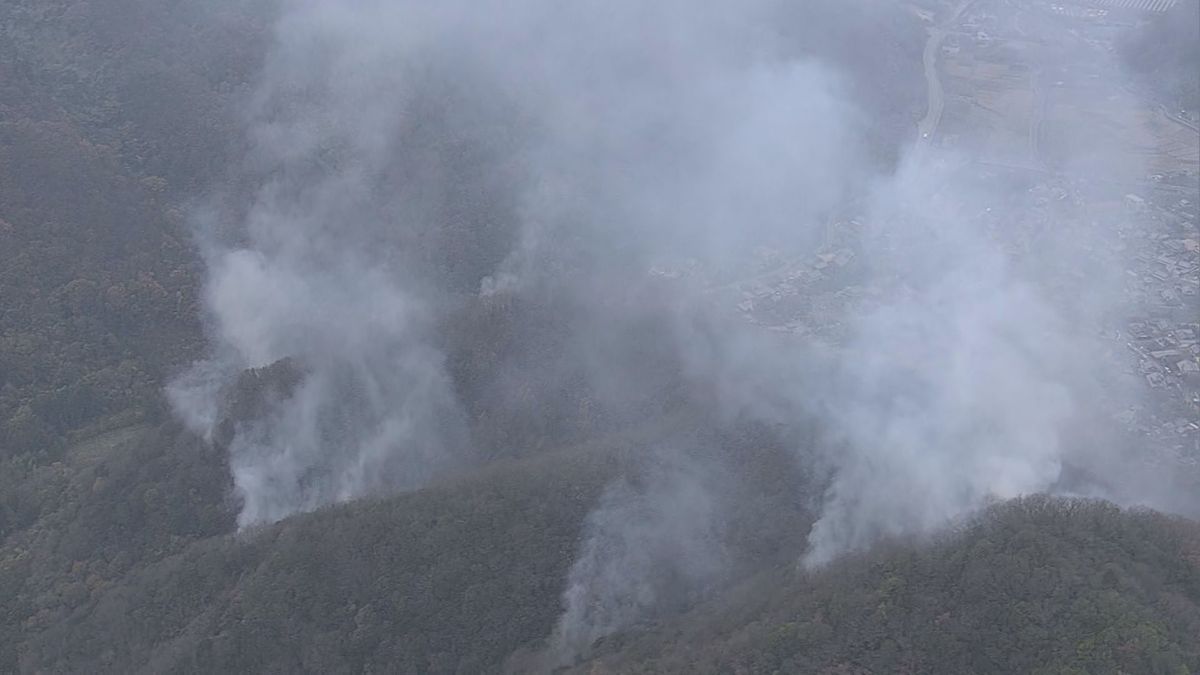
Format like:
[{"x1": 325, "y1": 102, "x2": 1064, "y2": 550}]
[
  {"x1": 167, "y1": 0, "x2": 518, "y2": 526},
  {"x1": 168, "y1": 0, "x2": 1193, "y2": 649},
  {"x1": 802, "y1": 157, "x2": 1089, "y2": 565},
  {"x1": 171, "y1": 0, "x2": 861, "y2": 528}
]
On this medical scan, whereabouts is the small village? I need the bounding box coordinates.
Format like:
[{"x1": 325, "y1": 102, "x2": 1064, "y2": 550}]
[{"x1": 1114, "y1": 184, "x2": 1200, "y2": 462}]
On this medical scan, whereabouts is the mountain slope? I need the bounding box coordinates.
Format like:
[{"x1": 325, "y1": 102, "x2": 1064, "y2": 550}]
[
  {"x1": 575, "y1": 496, "x2": 1200, "y2": 675},
  {"x1": 5, "y1": 422, "x2": 1197, "y2": 674},
  {"x1": 5, "y1": 417, "x2": 813, "y2": 673}
]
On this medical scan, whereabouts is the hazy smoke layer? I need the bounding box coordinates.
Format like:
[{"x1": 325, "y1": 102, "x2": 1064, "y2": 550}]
[
  {"x1": 172, "y1": 0, "x2": 862, "y2": 528},
  {"x1": 169, "y1": 0, "x2": 511, "y2": 526},
  {"x1": 167, "y1": 0, "x2": 1184, "y2": 636},
  {"x1": 802, "y1": 158, "x2": 1090, "y2": 565},
  {"x1": 173, "y1": 217, "x2": 471, "y2": 528}
]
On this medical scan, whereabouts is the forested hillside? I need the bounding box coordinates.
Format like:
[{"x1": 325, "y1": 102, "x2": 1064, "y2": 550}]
[
  {"x1": 578, "y1": 497, "x2": 1200, "y2": 674},
  {"x1": 1, "y1": 0, "x2": 1197, "y2": 673},
  {"x1": 6, "y1": 461, "x2": 1198, "y2": 674},
  {"x1": 0, "y1": 0, "x2": 273, "y2": 460}
]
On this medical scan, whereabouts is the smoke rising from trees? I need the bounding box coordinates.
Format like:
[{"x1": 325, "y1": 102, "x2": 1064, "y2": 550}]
[{"x1": 165, "y1": 0, "x2": 1194, "y2": 657}]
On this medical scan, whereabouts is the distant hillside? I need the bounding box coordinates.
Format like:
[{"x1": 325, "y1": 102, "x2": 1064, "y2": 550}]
[
  {"x1": 4, "y1": 431, "x2": 1196, "y2": 675},
  {"x1": 3, "y1": 417, "x2": 813, "y2": 673},
  {"x1": 575, "y1": 496, "x2": 1200, "y2": 675}
]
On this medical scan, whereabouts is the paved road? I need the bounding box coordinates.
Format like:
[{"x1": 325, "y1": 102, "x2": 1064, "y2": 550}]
[
  {"x1": 1160, "y1": 105, "x2": 1199, "y2": 134},
  {"x1": 916, "y1": 0, "x2": 977, "y2": 149}
]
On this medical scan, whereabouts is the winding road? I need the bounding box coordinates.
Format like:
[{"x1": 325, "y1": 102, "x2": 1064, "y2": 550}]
[
  {"x1": 917, "y1": 0, "x2": 977, "y2": 149},
  {"x1": 1160, "y1": 105, "x2": 1199, "y2": 134}
]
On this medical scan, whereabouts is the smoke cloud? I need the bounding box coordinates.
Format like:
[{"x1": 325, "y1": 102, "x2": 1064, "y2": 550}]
[
  {"x1": 167, "y1": 0, "x2": 1195, "y2": 651},
  {"x1": 802, "y1": 156, "x2": 1089, "y2": 565},
  {"x1": 171, "y1": 0, "x2": 863, "y2": 528}
]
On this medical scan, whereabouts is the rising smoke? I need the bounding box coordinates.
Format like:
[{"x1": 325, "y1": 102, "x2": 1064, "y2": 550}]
[
  {"x1": 167, "y1": 0, "x2": 1191, "y2": 657},
  {"x1": 172, "y1": 0, "x2": 861, "y2": 528},
  {"x1": 545, "y1": 451, "x2": 727, "y2": 666}
]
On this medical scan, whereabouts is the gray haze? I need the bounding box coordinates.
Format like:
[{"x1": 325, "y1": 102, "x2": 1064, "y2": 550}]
[
  {"x1": 172, "y1": 0, "x2": 864, "y2": 528},
  {"x1": 167, "y1": 0, "x2": 1196, "y2": 656},
  {"x1": 804, "y1": 155, "x2": 1092, "y2": 565}
]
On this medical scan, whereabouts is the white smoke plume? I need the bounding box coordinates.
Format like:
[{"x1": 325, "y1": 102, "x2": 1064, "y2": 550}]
[
  {"x1": 165, "y1": 0, "x2": 1195, "y2": 627},
  {"x1": 802, "y1": 156, "x2": 1091, "y2": 565},
  {"x1": 546, "y1": 453, "x2": 726, "y2": 667},
  {"x1": 171, "y1": 0, "x2": 863, "y2": 528}
]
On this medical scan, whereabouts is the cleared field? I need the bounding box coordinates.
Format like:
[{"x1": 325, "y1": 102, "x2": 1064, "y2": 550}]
[
  {"x1": 940, "y1": 51, "x2": 1039, "y2": 166},
  {"x1": 934, "y1": 0, "x2": 1198, "y2": 180},
  {"x1": 1041, "y1": 85, "x2": 1200, "y2": 178}
]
